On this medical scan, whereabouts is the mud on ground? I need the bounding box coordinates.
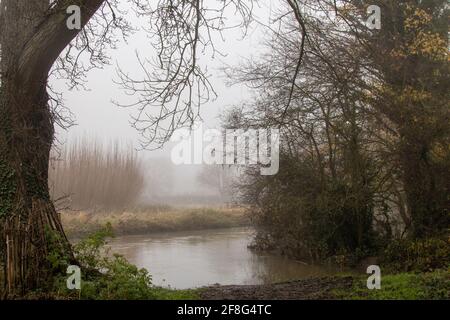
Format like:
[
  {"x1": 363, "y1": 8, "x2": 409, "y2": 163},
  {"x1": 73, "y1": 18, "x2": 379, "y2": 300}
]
[{"x1": 200, "y1": 276, "x2": 354, "y2": 300}]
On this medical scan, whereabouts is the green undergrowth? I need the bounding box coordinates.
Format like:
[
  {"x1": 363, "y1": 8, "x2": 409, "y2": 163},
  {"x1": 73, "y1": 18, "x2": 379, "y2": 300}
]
[
  {"x1": 41, "y1": 224, "x2": 199, "y2": 300},
  {"x1": 334, "y1": 269, "x2": 450, "y2": 300}
]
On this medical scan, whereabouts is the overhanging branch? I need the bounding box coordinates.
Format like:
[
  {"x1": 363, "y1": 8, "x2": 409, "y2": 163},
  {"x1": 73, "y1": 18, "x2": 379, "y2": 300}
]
[{"x1": 17, "y1": 0, "x2": 106, "y2": 90}]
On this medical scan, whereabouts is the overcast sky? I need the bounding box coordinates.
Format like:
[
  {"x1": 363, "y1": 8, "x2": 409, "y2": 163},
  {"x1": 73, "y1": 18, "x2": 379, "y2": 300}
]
[{"x1": 51, "y1": 1, "x2": 276, "y2": 197}]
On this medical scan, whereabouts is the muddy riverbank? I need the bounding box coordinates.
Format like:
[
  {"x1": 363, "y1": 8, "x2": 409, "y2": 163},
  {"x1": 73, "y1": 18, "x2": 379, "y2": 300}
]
[{"x1": 200, "y1": 276, "x2": 354, "y2": 300}]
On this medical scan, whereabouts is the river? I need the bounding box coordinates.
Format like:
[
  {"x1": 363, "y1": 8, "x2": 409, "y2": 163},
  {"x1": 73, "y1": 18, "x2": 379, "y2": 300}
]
[{"x1": 107, "y1": 227, "x2": 339, "y2": 289}]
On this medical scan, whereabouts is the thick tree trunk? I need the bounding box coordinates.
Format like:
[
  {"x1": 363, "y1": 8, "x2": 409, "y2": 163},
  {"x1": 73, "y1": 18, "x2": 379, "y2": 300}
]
[
  {"x1": 400, "y1": 139, "x2": 449, "y2": 238},
  {"x1": 0, "y1": 0, "x2": 105, "y2": 297},
  {"x1": 0, "y1": 79, "x2": 73, "y2": 297}
]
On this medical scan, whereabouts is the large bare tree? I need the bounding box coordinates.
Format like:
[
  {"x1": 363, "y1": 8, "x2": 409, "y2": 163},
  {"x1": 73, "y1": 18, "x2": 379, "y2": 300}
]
[{"x1": 0, "y1": 0, "x2": 108, "y2": 297}]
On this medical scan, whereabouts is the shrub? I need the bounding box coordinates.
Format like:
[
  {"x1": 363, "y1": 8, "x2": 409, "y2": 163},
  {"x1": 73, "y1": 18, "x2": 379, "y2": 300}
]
[
  {"x1": 50, "y1": 225, "x2": 198, "y2": 300},
  {"x1": 50, "y1": 224, "x2": 156, "y2": 299},
  {"x1": 381, "y1": 236, "x2": 450, "y2": 272},
  {"x1": 244, "y1": 156, "x2": 377, "y2": 263}
]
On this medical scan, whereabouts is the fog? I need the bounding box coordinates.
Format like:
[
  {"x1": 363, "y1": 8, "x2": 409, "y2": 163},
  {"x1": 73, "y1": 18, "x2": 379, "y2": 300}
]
[{"x1": 51, "y1": 1, "x2": 275, "y2": 205}]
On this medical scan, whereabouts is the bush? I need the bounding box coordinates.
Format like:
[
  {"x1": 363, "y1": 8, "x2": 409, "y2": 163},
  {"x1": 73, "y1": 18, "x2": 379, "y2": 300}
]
[
  {"x1": 245, "y1": 156, "x2": 377, "y2": 263},
  {"x1": 381, "y1": 236, "x2": 450, "y2": 272},
  {"x1": 76, "y1": 255, "x2": 156, "y2": 300},
  {"x1": 51, "y1": 225, "x2": 198, "y2": 300}
]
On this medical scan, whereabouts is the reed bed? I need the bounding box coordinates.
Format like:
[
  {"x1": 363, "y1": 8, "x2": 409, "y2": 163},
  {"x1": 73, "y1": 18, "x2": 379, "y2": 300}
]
[{"x1": 49, "y1": 138, "x2": 144, "y2": 211}]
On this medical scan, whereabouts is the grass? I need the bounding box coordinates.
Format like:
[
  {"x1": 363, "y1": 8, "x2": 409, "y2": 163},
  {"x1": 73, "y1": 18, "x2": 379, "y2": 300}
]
[
  {"x1": 61, "y1": 206, "x2": 249, "y2": 238},
  {"x1": 333, "y1": 268, "x2": 450, "y2": 300},
  {"x1": 149, "y1": 287, "x2": 200, "y2": 300}
]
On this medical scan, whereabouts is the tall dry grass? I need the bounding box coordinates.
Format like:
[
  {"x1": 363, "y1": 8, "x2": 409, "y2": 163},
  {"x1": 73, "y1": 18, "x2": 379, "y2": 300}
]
[
  {"x1": 61, "y1": 206, "x2": 249, "y2": 237},
  {"x1": 49, "y1": 138, "x2": 144, "y2": 211}
]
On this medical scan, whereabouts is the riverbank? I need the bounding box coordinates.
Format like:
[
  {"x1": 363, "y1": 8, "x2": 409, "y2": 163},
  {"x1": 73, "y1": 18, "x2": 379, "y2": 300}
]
[
  {"x1": 4, "y1": 271, "x2": 448, "y2": 300},
  {"x1": 199, "y1": 269, "x2": 449, "y2": 300},
  {"x1": 61, "y1": 206, "x2": 249, "y2": 238},
  {"x1": 200, "y1": 276, "x2": 353, "y2": 300}
]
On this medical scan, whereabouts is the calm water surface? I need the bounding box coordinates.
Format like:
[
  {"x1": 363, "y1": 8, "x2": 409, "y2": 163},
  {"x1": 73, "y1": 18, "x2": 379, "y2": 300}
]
[{"x1": 107, "y1": 227, "x2": 339, "y2": 289}]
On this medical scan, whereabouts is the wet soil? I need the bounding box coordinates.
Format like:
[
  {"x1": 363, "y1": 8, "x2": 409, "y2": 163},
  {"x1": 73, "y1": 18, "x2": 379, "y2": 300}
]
[{"x1": 200, "y1": 276, "x2": 354, "y2": 300}]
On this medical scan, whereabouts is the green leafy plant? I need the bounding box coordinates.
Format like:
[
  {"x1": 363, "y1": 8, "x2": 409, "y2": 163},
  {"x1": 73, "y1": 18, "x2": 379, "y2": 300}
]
[
  {"x1": 382, "y1": 236, "x2": 450, "y2": 272},
  {"x1": 51, "y1": 224, "x2": 198, "y2": 300}
]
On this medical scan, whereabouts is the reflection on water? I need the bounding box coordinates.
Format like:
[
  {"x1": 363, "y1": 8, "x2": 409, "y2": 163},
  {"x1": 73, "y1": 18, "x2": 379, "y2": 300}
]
[{"x1": 107, "y1": 227, "x2": 337, "y2": 289}]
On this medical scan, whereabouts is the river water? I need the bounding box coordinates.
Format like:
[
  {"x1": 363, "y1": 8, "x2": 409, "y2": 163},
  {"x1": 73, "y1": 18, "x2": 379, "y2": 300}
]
[{"x1": 107, "y1": 227, "x2": 338, "y2": 289}]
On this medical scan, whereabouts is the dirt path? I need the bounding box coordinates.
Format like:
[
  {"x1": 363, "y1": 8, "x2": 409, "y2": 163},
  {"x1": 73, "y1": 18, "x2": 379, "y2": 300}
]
[{"x1": 200, "y1": 276, "x2": 354, "y2": 300}]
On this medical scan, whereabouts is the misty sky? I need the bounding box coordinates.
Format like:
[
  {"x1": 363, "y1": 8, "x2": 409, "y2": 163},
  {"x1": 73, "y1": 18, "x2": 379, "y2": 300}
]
[{"x1": 51, "y1": 1, "x2": 277, "y2": 197}]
